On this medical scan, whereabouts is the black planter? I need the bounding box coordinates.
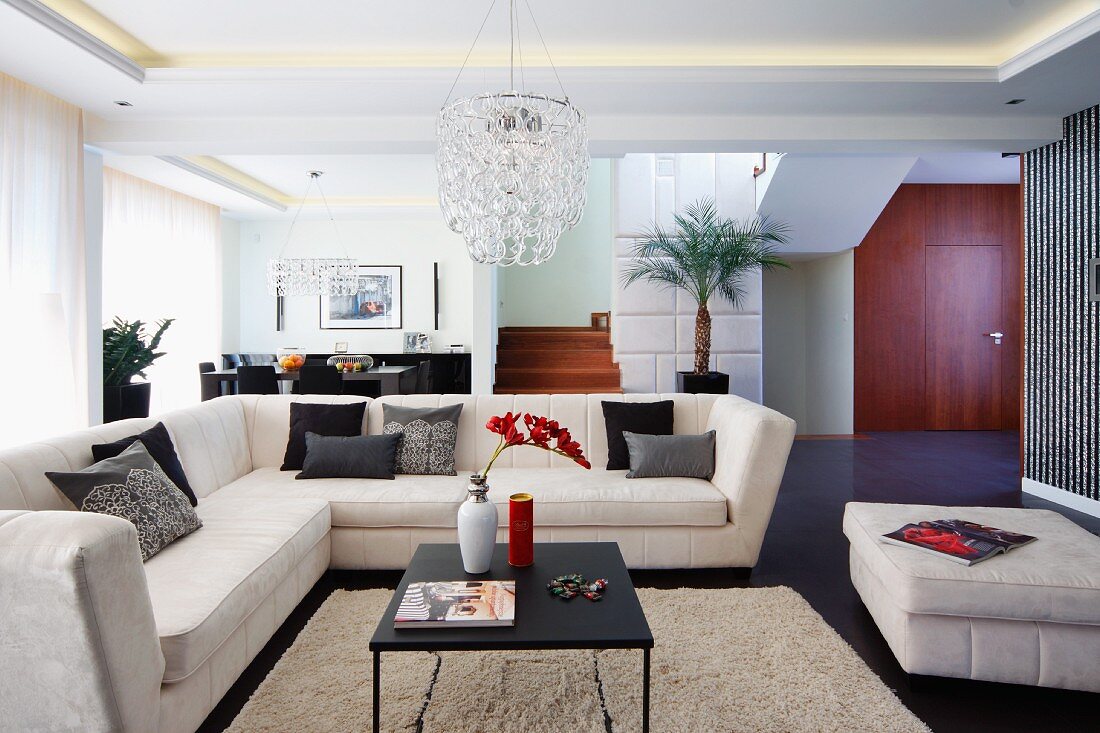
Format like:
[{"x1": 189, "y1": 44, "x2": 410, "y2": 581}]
[
  {"x1": 103, "y1": 382, "x2": 152, "y2": 423},
  {"x1": 676, "y1": 371, "x2": 729, "y2": 395}
]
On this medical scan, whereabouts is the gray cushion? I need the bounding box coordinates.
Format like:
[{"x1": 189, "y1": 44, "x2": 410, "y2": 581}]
[
  {"x1": 45, "y1": 441, "x2": 202, "y2": 561},
  {"x1": 623, "y1": 431, "x2": 716, "y2": 480},
  {"x1": 296, "y1": 432, "x2": 400, "y2": 480},
  {"x1": 382, "y1": 403, "x2": 463, "y2": 475}
]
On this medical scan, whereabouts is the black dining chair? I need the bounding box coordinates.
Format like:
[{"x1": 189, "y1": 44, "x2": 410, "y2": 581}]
[
  {"x1": 298, "y1": 365, "x2": 343, "y2": 395},
  {"x1": 236, "y1": 365, "x2": 280, "y2": 395},
  {"x1": 414, "y1": 360, "x2": 433, "y2": 393},
  {"x1": 199, "y1": 361, "x2": 233, "y2": 397}
]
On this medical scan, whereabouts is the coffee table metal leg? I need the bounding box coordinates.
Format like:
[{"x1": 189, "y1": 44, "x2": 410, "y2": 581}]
[
  {"x1": 373, "y1": 650, "x2": 380, "y2": 733},
  {"x1": 642, "y1": 647, "x2": 650, "y2": 733}
]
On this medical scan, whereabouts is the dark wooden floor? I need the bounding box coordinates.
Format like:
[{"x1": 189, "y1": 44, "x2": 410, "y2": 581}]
[{"x1": 199, "y1": 431, "x2": 1100, "y2": 733}]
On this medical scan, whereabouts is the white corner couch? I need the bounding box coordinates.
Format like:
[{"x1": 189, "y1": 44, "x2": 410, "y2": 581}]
[{"x1": 0, "y1": 393, "x2": 794, "y2": 732}]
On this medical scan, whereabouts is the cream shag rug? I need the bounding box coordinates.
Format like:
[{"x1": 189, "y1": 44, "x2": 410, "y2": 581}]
[{"x1": 227, "y1": 587, "x2": 929, "y2": 733}]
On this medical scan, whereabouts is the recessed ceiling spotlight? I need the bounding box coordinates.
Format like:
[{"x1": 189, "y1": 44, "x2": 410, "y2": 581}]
[
  {"x1": 113, "y1": 100, "x2": 132, "y2": 106},
  {"x1": 1005, "y1": 98, "x2": 1026, "y2": 105}
]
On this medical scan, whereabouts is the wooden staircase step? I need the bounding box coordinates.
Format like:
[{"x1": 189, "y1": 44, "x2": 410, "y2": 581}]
[
  {"x1": 499, "y1": 335, "x2": 612, "y2": 350},
  {"x1": 494, "y1": 367, "x2": 622, "y2": 391},
  {"x1": 495, "y1": 348, "x2": 617, "y2": 368},
  {"x1": 495, "y1": 386, "x2": 624, "y2": 394},
  {"x1": 500, "y1": 326, "x2": 607, "y2": 332}
]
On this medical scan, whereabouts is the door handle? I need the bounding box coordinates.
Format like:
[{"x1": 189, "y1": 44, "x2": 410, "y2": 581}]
[{"x1": 987, "y1": 332, "x2": 1004, "y2": 345}]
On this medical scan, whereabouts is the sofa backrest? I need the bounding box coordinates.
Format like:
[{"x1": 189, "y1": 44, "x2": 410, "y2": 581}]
[
  {"x1": 0, "y1": 419, "x2": 157, "y2": 511},
  {"x1": 0, "y1": 397, "x2": 251, "y2": 510},
  {"x1": 244, "y1": 393, "x2": 721, "y2": 473},
  {"x1": 0, "y1": 392, "x2": 728, "y2": 510}
]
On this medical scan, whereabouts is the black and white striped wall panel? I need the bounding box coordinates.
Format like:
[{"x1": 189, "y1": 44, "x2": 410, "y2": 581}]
[{"x1": 1023, "y1": 104, "x2": 1100, "y2": 500}]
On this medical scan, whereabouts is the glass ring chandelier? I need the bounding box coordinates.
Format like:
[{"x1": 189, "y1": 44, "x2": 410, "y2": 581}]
[
  {"x1": 266, "y1": 171, "x2": 358, "y2": 297},
  {"x1": 437, "y1": 0, "x2": 589, "y2": 266}
]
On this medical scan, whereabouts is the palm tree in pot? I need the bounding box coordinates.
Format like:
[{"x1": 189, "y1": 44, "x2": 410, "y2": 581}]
[
  {"x1": 103, "y1": 316, "x2": 173, "y2": 422},
  {"x1": 621, "y1": 199, "x2": 790, "y2": 393}
]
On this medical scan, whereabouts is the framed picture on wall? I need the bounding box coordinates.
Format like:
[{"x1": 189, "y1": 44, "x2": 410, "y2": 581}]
[{"x1": 320, "y1": 265, "x2": 403, "y2": 329}]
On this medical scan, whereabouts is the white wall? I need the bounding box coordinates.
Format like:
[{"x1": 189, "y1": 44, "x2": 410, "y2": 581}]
[
  {"x1": 611, "y1": 153, "x2": 763, "y2": 399},
  {"x1": 236, "y1": 217, "x2": 474, "y2": 356},
  {"x1": 763, "y1": 250, "x2": 854, "y2": 434},
  {"x1": 83, "y1": 149, "x2": 103, "y2": 424},
  {"x1": 499, "y1": 159, "x2": 613, "y2": 327},
  {"x1": 761, "y1": 264, "x2": 807, "y2": 428},
  {"x1": 219, "y1": 216, "x2": 240, "y2": 355},
  {"x1": 803, "y1": 251, "x2": 854, "y2": 434}
]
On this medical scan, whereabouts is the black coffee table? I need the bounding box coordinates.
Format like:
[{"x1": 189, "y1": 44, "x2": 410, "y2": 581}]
[{"x1": 369, "y1": 542, "x2": 653, "y2": 732}]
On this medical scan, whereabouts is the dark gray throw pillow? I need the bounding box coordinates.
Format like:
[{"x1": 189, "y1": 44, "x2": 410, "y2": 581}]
[
  {"x1": 45, "y1": 441, "x2": 202, "y2": 561},
  {"x1": 296, "y1": 432, "x2": 401, "y2": 480},
  {"x1": 623, "y1": 430, "x2": 716, "y2": 480},
  {"x1": 382, "y1": 403, "x2": 463, "y2": 475}
]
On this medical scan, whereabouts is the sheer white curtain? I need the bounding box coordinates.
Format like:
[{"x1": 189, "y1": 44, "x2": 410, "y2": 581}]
[
  {"x1": 0, "y1": 72, "x2": 87, "y2": 446},
  {"x1": 103, "y1": 169, "x2": 221, "y2": 414}
]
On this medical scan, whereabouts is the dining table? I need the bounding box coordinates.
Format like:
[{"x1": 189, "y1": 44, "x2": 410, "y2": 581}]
[{"x1": 200, "y1": 365, "x2": 418, "y2": 401}]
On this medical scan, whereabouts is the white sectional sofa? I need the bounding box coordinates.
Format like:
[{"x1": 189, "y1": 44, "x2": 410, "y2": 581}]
[{"x1": 0, "y1": 392, "x2": 794, "y2": 732}]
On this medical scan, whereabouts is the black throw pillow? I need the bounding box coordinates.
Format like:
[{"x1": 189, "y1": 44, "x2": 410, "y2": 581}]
[
  {"x1": 601, "y1": 400, "x2": 674, "y2": 470},
  {"x1": 295, "y1": 432, "x2": 401, "y2": 480},
  {"x1": 281, "y1": 401, "x2": 367, "y2": 471},
  {"x1": 92, "y1": 422, "x2": 197, "y2": 506},
  {"x1": 46, "y1": 441, "x2": 202, "y2": 561}
]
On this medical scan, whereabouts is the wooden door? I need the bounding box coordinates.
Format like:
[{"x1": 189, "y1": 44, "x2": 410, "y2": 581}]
[{"x1": 925, "y1": 245, "x2": 1003, "y2": 429}]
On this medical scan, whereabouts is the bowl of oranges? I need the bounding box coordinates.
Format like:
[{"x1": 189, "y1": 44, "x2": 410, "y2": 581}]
[{"x1": 277, "y1": 349, "x2": 305, "y2": 372}]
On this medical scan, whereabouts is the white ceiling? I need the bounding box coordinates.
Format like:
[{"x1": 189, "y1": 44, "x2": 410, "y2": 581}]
[
  {"x1": 1, "y1": 0, "x2": 1093, "y2": 213},
  {"x1": 57, "y1": 0, "x2": 1100, "y2": 65},
  {"x1": 218, "y1": 155, "x2": 439, "y2": 200}
]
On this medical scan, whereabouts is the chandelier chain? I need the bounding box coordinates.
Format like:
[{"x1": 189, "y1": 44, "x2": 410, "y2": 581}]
[
  {"x1": 276, "y1": 172, "x2": 315, "y2": 259},
  {"x1": 313, "y1": 173, "x2": 351, "y2": 260},
  {"x1": 443, "y1": 0, "x2": 499, "y2": 105},
  {"x1": 515, "y1": 0, "x2": 526, "y2": 92},
  {"x1": 523, "y1": 0, "x2": 568, "y2": 99}
]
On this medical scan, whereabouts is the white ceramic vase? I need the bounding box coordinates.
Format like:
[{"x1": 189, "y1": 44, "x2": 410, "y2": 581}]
[{"x1": 457, "y1": 474, "x2": 498, "y2": 574}]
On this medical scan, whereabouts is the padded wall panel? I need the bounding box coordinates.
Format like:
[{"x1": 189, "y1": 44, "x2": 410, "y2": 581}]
[{"x1": 612, "y1": 154, "x2": 763, "y2": 398}]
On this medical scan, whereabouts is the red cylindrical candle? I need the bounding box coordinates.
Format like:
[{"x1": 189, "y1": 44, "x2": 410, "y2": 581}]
[{"x1": 508, "y1": 493, "x2": 534, "y2": 567}]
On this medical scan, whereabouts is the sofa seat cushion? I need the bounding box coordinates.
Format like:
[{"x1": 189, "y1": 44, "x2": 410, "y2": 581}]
[
  {"x1": 206, "y1": 467, "x2": 727, "y2": 528},
  {"x1": 143, "y1": 497, "x2": 330, "y2": 683},
  {"x1": 844, "y1": 502, "x2": 1100, "y2": 625}
]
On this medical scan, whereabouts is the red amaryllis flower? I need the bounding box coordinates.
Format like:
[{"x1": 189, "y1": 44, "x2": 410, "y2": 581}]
[
  {"x1": 486, "y1": 411, "x2": 519, "y2": 436},
  {"x1": 480, "y1": 412, "x2": 590, "y2": 476},
  {"x1": 524, "y1": 413, "x2": 556, "y2": 447}
]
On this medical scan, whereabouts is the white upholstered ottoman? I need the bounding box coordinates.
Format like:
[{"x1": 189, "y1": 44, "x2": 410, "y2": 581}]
[{"x1": 843, "y1": 502, "x2": 1100, "y2": 692}]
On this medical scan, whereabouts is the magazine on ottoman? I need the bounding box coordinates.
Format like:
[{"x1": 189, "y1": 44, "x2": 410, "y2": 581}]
[{"x1": 880, "y1": 519, "x2": 1037, "y2": 566}]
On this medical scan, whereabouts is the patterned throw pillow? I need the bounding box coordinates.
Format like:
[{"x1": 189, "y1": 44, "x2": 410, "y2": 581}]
[
  {"x1": 382, "y1": 403, "x2": 463, "y2": 475},
  {"x1": 46, "y1": 441, "x2": 202, "y2": 561}
]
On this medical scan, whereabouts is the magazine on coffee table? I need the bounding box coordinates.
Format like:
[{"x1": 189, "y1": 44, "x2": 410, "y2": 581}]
[
  {"x1": 394, "y1": 580, "x2": 516, "y2": 628},
  {"x1": 880, "y1": 519, "x2": 1037, "y2": 566}
]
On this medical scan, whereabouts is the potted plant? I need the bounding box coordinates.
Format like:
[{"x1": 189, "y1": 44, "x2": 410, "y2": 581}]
[
  {"x1": 102, "y1": 316, "x2": 173, "y2": 422},
  {"x1": 622, "y1": 198, "x2": 789, "y2": 394}
]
